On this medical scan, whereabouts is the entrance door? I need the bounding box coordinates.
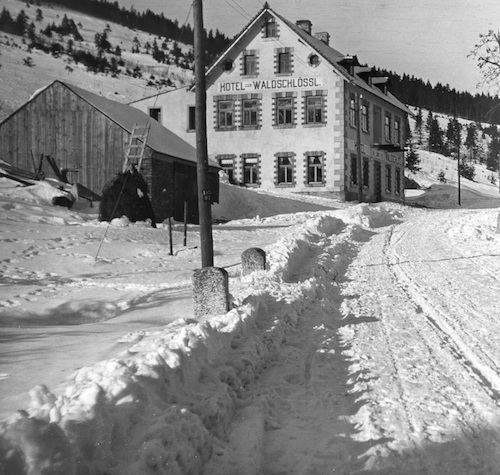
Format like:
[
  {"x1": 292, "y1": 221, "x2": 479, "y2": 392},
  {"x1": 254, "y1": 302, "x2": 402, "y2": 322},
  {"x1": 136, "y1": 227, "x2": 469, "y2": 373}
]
[{"x1": 374, "y1": 160, "x2": 382, "y2": 202}]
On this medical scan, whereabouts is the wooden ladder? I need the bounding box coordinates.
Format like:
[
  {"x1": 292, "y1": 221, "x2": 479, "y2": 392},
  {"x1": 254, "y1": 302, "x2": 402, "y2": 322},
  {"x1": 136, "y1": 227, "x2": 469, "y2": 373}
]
[{"x1": 123, "y1": 123, "x2": 151, "y2": 172}]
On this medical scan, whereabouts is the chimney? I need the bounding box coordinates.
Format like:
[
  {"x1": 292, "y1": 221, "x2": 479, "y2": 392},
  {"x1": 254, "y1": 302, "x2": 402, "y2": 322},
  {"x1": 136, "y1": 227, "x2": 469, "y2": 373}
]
[
  {"x1": 314, "y1": 32, "x2": 330, "y2": 46},
  {"x1": 296, "y1": 20, "x2": 312, "y2": 34}
]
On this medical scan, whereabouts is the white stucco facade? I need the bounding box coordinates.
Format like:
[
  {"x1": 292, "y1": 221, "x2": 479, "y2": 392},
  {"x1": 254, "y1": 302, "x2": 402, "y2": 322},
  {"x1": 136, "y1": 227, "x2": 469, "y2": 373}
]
[{"x1": 130, "y1": 5, "x2": 409, "y2": 203}]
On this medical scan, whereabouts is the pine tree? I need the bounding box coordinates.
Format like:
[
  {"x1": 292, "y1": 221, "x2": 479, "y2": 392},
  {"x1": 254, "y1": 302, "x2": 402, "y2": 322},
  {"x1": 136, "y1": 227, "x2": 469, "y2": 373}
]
[
  {"x1": 487, "y1": 125, "x2": 500, "y2": 171},
  {"x1": 414, "y1": 108, "x2": 423, "y2": 144},
  {"x1": 406, "y1": 142, "x2": 421, "y2": 172},
  {"x1": 464, "y1": 123, "x2": 478, "y2": 160}
]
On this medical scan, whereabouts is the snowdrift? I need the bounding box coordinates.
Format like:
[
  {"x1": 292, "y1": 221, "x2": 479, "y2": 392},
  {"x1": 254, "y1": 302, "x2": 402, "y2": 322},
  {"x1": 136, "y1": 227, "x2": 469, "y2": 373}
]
[{"x1": 0, "y1": 200, "x2": 404, "y2": 474}]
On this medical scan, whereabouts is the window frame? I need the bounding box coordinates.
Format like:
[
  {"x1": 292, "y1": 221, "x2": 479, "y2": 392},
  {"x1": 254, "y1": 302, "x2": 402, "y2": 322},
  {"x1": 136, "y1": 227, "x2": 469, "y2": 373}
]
[
  {"x1": 384, "y1": 112, "x2": 392, "y2": 142},
  {"x1": 385, "y1": 164, "x2": 392, "y2": 192},
  {"x1": 351, "y1": 154, "x2": 358, "y2": 185},
  {"x1": 243, "y1": 156, "x2": 260, "y2": 185},
  {"x1": 363, "y1": 157, "x2": 370, "y2": 188},
  {"x1": 149, "y1": 107, "x2": 161, "y2": 123},
  {"x1": 306, "y1": 96, "x2": 324, "y2": 124},
  {"x1": 217, "y1": 99, "x2": 235, "y2": 130},
  {"x1": 306, "y1": 154, "x2": 324, "y2": 185},
  {"x1": 277, "y1": 155, "x2": 294, "y2": 185},
  {"x1": 349, "y1": 94, "x2": 357, "y2": 128},
  {"x1": 242, "y1": 98, "x2": 258, "y2": 128},
  {"x1": 361, "y1": 102, "x2": 369, "y2": 132},
  {"x1": 243, "y1": 53, "x2": 256, "y2": 76},
  {"x1": 276, "y1": 96, "x2": 294, "y2": 126},
  {"x1": 394, "y1": 117, "x2": 401, "y2": 145},
  {"x1": 278, "y1": 52, "x2": 291, "y2": 74},
  {"x1": 264, "y1": 18, "x2": 277, "y2": 38}
]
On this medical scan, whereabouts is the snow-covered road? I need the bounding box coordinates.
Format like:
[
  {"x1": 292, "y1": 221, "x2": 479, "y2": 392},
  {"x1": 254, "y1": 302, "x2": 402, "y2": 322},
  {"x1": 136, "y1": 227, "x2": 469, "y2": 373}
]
[{"x1": 208, "y1": 208, "x2": 500, "y2": 474}]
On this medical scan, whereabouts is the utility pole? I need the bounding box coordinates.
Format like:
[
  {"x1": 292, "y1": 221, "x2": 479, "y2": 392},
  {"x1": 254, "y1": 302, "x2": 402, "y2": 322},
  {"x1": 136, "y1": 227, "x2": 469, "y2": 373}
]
[
  {"x1": 457, "y1": 140, "x2": 461, "y2": 206},
  {"x1": 356, "y1": 92, "x2": 363, "y2": 202},
  {"x1": 193, "y1": 0, "x2": 214, "y2": 267}
]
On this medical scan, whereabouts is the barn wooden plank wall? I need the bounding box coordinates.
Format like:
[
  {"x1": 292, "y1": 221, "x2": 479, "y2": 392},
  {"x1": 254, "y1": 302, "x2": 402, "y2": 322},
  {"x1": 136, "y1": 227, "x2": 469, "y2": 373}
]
[{"x1": 0, "y1": 81, "x2": 131, "y2": 194}]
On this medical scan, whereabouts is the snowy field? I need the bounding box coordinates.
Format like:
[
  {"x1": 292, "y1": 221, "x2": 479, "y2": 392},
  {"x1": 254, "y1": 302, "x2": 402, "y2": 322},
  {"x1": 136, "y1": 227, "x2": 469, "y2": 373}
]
[{"x1": 2, "y1": 166, "x2": 500, "y2": 473}]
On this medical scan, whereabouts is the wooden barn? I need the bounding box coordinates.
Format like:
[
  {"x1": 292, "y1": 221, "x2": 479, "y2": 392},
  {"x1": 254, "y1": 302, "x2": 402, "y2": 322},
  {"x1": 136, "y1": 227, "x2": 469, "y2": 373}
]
[{"x1": 0, "y1": 80, "x2": 220, "y2": 223}]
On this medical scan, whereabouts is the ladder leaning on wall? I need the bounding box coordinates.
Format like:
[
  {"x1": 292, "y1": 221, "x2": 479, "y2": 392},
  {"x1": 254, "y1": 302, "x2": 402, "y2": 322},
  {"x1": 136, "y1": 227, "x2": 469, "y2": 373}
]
[{"x1": 122, "y1": 123, "x2": 151, "y2": 173}]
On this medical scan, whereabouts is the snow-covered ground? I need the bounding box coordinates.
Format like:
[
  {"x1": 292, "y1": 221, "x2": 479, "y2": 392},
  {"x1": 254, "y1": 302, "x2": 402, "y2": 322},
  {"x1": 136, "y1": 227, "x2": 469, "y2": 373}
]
[{"x1": 2, "y1": 164, "x2": 500, "y2": 473}]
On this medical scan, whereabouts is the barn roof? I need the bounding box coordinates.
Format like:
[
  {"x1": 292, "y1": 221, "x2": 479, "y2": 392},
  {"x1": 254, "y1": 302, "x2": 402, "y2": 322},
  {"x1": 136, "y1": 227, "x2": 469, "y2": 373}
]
[{"x1": 16, "y1": 81, "x2": 218, "y2": 168}]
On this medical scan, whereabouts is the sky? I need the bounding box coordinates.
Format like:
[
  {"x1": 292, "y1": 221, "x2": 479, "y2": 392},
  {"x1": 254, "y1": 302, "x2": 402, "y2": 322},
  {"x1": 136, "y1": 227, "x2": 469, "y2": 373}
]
[{"x1": 115, "y1": 0, "x2": 500, "y2": 96}]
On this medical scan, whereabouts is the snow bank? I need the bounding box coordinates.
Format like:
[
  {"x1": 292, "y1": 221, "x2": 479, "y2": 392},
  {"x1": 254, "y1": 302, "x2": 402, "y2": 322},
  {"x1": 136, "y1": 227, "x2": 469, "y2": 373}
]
[{"x1": 0, "y1": 203, "x2": 401, "y2": 474}]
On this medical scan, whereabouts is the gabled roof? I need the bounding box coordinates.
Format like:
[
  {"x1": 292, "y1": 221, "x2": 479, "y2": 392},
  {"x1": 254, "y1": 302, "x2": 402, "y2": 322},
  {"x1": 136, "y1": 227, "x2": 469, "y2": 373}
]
[
  {"x1": 3, "y1": 81, "x2": 218, "y2": 168},
  {"x1": 206, "y1": 4, "x2": 410, "y2": 115}
]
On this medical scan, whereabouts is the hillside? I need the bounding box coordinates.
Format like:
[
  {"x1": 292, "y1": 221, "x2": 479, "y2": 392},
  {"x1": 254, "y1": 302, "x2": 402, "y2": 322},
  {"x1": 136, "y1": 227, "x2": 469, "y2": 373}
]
[{"x1": 0, "y1": 0, "x2": 194, "y2": 121}]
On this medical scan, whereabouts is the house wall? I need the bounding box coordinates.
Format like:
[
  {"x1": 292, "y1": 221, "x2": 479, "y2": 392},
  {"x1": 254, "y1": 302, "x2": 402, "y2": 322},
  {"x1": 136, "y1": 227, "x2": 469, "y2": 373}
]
[
  {"x1": 130, "y1": 10, "x2": 407, "y2": 204},
  {"x1": 205, "y1": 17, "x2": 346, "y2": 195},
  {"x1": 131, "y1": 88, "x2": 197, "y2": 148},
  {"x1": 343, "y1": 82, "x2": 406, "y2": 203},
  {"x1": 0, "y1": 81, "x2": 128, "y2": 194}
]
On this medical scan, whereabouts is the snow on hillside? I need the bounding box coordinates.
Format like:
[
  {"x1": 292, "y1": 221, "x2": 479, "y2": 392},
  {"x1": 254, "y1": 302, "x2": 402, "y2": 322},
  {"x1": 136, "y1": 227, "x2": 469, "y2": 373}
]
[
  {"x1": 0, "y1": 0, "x2": 193, "y2": 120},
  {"x1": 2, "y1": 163, "x2": 500, "y2": 473}
]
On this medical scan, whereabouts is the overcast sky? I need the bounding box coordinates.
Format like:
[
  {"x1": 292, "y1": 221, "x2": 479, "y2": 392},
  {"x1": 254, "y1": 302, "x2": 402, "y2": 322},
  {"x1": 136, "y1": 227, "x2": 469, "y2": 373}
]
[{"x1": 117, "y1": 0, "x2": 500, "y2": 96}]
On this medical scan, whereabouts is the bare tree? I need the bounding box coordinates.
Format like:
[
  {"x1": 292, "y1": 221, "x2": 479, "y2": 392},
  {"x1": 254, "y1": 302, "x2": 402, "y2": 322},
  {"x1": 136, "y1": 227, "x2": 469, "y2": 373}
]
[{"x1": 470, "y1": 30, "x2": 500, "y2": 93}]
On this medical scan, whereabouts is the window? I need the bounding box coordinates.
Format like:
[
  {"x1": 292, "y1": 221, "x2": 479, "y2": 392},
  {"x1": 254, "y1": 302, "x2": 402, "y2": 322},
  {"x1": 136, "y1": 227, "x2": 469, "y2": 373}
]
[
  {"x1": 188, "y1": 106, "x2": 195, "y2": 131},
  {"x1": 276, "y1": 97, "x2": 294, "y2": 125},
  {"x1": 218, "y1": 100, "x2": 234, "y2": 129},
  {"x1": 219, "y1": 157, "x2": 235, "y2": 184},
  {"x1": 265, "y1": 18, "x2": 277, "y2": 37},
  {"x1": 395, "y1": 167, "x2": 401, "y2": 194},
  {"x1": 278, "y1": 52, "x2": 291, "y2": 74},
  {"x1": 363, "y1": 158, "x2": 369, "y2": 187},
  {"x1": 394, "y1": 117, "x2": 401, "y2": 144},
  {"x1": 242, "y1": 99, "x2": 258, "y2": 127},
  {"x1": 243, "y1": 54, "x2": 256, "y2": 75},
  {"x1": 351, "y1": 154, "x2": 358, "y2": 185},
  {"x1": 385, "y1": 164, "x2": 392, "y2": 192},
  {"x1": 307, "y1": 155, "x2": 324, "y2": 184},
  {"x1": 306, "y1": 96, "x2": 324, "y2": 124},
  {"x1": 277, "y1": 156, "x2": 294, "y2": 184},
  {"x1": 149, "y1": 108, "x2": 161, "y2": 122},
  {"x1": 349, "y1": 94, "x2": 357, "y2": 127},
  {"x1": 384, "y1": 112, "x2": 392, "y2": 141},
  {"x1": 243, "y1": 157, "x2": 259, "y2": 185},
  {"x1": 361, "y1": 103, "x2": 369, "y2": 132}
]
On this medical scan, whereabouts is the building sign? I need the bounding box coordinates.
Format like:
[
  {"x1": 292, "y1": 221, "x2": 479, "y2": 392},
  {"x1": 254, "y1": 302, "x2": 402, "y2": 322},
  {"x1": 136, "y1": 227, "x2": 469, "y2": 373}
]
[{"x1": 218, "y1": 77, "x2": 323, "y2": 93}]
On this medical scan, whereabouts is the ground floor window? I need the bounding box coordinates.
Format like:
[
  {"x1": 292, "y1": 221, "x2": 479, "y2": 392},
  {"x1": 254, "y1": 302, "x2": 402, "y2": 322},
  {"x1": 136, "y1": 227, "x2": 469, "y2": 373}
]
[
  {"x1": 385, "y1": 164, "x2": 392, "y2": 192},
  {"x1": 351, "y1": 154, "x2": 358, "y2": 185},
  {"x1": 363, "y1": 158, "x2": 369, "y2": 187},
  {"x1": 218, "y1": 156, "x2": 235, "y2": 183},
  {"x1": 276, "y1": 154, "x2": 294, "y2": 184},
  {"x1": 243, "y1": 156, "x2": 259, "y2": 185},
  {"x1": 395, "y1": 167, "x2": 401, "y2": 194},
  {"x1": 306, "y1": 154, "x2": 324, "y2": 184}
]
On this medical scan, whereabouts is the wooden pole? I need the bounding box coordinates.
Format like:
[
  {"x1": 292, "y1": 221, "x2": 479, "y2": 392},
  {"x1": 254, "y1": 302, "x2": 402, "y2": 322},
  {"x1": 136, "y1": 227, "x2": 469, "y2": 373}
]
[
  {"x1": 168, "y1": 217, "x2": 173, "y2": 255},
  {"x1": 457, "y1": 143, "x2": 461, "y2": 206},
  {"x1": 356, "y1": 92, "x2": 363, "y2": 202},
  {"x1": 193, "y1": 0, "x2": 214, "y2": 268},
  {"x1": 183, "y1": 201, "x2": 188, "y2": 247}
]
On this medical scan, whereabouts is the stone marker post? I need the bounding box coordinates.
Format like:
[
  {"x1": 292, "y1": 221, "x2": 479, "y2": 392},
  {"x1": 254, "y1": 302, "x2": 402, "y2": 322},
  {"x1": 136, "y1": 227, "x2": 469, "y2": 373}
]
[
  {"x1": 241, "y1": 248, "x2": 266, "y2": 276},
  {"x1": 192, "y1": 267, "x2": 229, "y2": 318}
]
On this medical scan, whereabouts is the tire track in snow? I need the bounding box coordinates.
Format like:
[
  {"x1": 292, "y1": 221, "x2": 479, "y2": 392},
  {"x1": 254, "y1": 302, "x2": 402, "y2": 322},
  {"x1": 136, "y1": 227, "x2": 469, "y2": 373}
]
[
  {"x1": 386, "y1": 219, "x2": 500, "y2": 401},
  {"x1": 340, "y1": 221, "x2": 500, "y2": 472}
]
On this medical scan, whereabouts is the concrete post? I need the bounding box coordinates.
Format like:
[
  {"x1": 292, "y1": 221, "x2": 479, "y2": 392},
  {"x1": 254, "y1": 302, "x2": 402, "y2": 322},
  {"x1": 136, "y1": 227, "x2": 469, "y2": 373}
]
[
  {"x1": 241, "y1": 248, "x2": 266, "y2": 276},
  {"x1": 192, "y1": 267, "x2": 229, "y2": 318}
]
